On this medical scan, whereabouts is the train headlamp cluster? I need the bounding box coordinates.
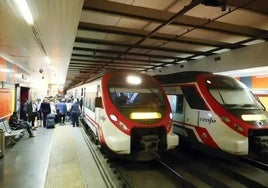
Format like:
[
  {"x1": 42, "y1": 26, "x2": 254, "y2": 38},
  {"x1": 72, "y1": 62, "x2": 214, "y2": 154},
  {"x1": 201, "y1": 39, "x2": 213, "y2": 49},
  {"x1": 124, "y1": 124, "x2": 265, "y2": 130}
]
[
  {"x1": 221, "y1": 115, "x2": 244, "y2": 132},
  {"x1": 234, "y1": 123, "x2": 244, "y2": 132},
  {"x1": 109, "y1": 114, "x2": 118, "y2": 121},
  {"x1": 109, "y1": 114, "x2": 128, "y2": 130},
  {"x1": 129, "y1": 112, "x2": 162, "y2": 120}
]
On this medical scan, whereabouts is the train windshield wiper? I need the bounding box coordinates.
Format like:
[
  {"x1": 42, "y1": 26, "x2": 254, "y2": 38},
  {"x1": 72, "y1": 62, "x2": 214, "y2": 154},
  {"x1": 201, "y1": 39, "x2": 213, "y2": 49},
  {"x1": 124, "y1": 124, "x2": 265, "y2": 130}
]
[
  {"x1": 216, "y1": 89, "x2": 227, "y2": 106},
  {"x1": 225, "y1": 104, "x2": 260, "y2": 109}
]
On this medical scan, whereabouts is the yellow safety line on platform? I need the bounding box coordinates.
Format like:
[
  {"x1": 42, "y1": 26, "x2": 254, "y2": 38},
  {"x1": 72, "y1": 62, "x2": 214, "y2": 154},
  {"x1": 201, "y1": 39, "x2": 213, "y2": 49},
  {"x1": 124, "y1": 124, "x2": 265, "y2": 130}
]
[{"x1": 44, "y1": 126, "x2": 85, "y2": 188}]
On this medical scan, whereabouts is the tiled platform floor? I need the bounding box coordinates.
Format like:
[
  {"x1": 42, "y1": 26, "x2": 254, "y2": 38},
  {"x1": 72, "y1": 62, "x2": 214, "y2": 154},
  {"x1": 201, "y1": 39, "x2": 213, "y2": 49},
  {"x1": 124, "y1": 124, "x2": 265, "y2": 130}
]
[{"x1": 0, "y1": 124, "x2": 108, "y2": 188}]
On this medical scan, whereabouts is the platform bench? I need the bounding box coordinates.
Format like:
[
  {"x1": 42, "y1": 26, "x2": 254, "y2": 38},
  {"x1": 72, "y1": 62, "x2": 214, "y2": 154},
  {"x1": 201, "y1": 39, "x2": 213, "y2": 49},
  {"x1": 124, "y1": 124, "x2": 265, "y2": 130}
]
[{"x1": 0, "y1": 119, "x2": 25, "y2": 143}]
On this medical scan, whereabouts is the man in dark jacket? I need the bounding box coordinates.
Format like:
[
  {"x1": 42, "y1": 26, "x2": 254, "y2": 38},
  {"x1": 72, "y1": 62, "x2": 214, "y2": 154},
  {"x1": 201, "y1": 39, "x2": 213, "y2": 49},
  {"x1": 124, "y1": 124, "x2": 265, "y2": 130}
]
[
  {"x1": 57, "y1": 99, "x2": 67, "y2": 124},
  {"x1": 40, "y1": 98, "x2": 51, "y2": 127},
  {"x1": 71, "y1": 99, "x2": 81, "y2": 127}
]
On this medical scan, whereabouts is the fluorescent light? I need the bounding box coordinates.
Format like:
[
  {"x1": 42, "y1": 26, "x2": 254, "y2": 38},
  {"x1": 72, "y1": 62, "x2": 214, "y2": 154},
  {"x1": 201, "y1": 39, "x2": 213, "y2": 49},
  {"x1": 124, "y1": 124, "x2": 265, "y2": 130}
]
[
  {"x1": 0, "y1": 68, "x2": 14, "y2": 73},
  {"x1": 213, "y1": 48, "x2": 231, "y2": 54},
  {"x1": 45, "y1": 56, "x2": 51, "y2": 64},
  {"x1": 165, "y1": 64, "x2": 173, "y2": 67},
  {"x1": 243, "y1": 39, "x2": 265, "y2": 46},
  {"x1": 176, "y1": 60, "x2": 187, "y2": 64},
  {"x1": 15, "y1": 0, "x2": 34, "y2": 25},
  {"x1": 192, "y1": 55, "x2": 205, "y2": 60},
  {"x1": 216, "y1": 66, "x2": 268, "y2": 77}
]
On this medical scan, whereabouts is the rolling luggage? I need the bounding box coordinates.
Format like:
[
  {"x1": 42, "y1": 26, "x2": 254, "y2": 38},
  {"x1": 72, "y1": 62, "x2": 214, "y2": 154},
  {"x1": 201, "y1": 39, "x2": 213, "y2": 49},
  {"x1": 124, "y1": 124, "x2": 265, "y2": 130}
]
[{"x1": 46, "y1": 113, "x2": 55, "y2": 128}]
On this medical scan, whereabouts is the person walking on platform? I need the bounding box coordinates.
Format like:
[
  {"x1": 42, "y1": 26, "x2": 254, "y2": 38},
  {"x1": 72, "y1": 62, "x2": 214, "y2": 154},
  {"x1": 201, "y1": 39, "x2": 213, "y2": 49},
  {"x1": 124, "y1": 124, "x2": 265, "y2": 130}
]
[
  {"x1": 70, "y1": 99, "x2": 81, "y2": 127},
  {"x1": 9, "y1": 111, "x2": 35, "y2": 138},
  {"x1": 57, "y1": 99, "x2": 67, "y2": 124},
  {"x1": 40, "y1": 98, "x2": 51, "y2": 127}
]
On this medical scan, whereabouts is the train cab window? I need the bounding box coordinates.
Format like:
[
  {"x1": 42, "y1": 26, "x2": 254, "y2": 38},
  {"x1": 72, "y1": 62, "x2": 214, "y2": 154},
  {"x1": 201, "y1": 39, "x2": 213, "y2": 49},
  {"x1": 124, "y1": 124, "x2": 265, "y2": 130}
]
[
  {"x1": 167, "y1": 94, "x2": 183, "y2": 114},
  {"x1": 181, "y1": 86, "x2": 207, "y2": 110},
  {"x1": 205, "y1": 76, "x2": 265, "y2": 110},
  {"x1": 108, "y1": 73, "x2": 166, "y2": 109}
]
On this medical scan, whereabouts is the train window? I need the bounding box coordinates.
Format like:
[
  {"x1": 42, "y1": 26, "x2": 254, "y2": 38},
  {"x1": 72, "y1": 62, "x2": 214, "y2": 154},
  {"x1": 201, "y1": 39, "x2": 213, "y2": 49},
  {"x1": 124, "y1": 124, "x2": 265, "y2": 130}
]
[
  {"x1": 206, "y1": 76, "x2": 264, "y2": 110},
  {"x1": 109, "y1": 88, "x2": 165, "y2": 108},
  {"x1": 206, "y1": 76, "x2": 241, "y2": 89},
  {"x1": 95, "y1": 97, "x2": 102, "y2": 108},
  {"x1": 181, "y1": 86, "x2": 207, "y2": 110},
  {"x1": 84, "y1": 91, "x2": 97, "y2": 111},
  {"x1": 167, "y1": 95, "x2": 183, "y2": 114}
]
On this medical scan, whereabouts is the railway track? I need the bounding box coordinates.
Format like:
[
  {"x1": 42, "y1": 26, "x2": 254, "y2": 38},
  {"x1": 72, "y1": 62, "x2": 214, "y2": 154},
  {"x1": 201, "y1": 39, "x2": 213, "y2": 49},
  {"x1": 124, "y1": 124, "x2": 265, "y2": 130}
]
[
  {"x1": 114, "y1": 147, "x2": 268, "y2": 188},
  {"x1": 240, "y1": 155, "x2": 268, "y2": 171},
  {"x1": 81, "y1": 118, "x2": 268, "y2": 188}
]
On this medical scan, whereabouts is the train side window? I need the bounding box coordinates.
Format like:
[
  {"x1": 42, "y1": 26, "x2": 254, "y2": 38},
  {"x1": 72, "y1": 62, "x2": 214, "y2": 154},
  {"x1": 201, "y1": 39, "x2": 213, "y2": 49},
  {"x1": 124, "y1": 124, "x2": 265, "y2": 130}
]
[
  {"x1": 95, "y1": 97, "x2": 102, "y2": 108},
  {"x1": 181, "y1": 86, "x2": 207, "y2": 110},
  {"x1": 167, "y1": 94, "x2": 183, "y2": 114}
]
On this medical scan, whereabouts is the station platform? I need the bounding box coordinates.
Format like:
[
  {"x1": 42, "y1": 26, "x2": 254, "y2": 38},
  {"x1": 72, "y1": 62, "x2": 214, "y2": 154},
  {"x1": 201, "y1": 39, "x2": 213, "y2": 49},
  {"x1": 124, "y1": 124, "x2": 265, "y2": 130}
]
[{"x1": 0, "y1": 123, "x2": 113, "y2": 188}]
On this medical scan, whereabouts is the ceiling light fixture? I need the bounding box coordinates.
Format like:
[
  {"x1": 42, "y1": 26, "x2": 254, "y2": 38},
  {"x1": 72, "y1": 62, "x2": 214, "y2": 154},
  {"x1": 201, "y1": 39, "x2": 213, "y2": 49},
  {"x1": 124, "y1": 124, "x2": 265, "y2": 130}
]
[
  {"x1": 243, "y1": 39, "x2": 265, "y2": 46},
  {"x1": 45, "y1": 56, "x2": 51, "y2": 65},
  {"x1": 213, "y1": 48, "x2": 231, "y2": 54},
  {"x1": 192, "y1": 55, "x2": 205, "y2": 60},
  {"x1": 15, "y1": 0, "x2": 34, "y2": 25}
]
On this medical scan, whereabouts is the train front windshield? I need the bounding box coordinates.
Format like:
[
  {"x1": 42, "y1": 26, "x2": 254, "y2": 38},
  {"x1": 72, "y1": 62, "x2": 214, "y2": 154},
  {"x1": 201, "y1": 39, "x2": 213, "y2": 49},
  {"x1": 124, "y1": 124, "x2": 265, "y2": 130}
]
[
  {"x1": 204, "y1": 75, "x2": 268, "y2": 126},
  {"x1": 205, "y1": 75, "x2": 264, "y2": 110},
  {"x1": 108, "y1": 74, "x2": 166, "y2": 121}
]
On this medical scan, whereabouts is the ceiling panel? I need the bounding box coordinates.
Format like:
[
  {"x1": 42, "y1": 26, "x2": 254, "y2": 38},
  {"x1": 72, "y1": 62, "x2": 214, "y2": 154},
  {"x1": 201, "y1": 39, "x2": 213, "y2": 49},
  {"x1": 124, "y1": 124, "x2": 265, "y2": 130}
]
[
  {"x1": 66, "y1": 0, "x2": 268, "y2": 88},
  {"x1": 2, "y1": 0, "x2": 267, "y2": 91}
]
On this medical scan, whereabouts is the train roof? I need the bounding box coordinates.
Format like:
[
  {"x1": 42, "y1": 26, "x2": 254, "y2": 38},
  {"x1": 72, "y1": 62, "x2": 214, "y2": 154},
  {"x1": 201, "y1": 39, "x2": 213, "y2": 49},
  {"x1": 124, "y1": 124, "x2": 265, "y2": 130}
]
[{"x1": 154, "y1": 71, "x2": 213, "y2": 84}]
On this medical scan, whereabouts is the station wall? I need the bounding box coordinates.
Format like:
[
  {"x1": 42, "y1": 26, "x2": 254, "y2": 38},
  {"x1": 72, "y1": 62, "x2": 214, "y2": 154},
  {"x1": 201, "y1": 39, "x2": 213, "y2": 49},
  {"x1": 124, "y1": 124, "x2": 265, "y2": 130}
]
[
  {"x1": 240, "y1": 76, "x2": 268, "y2": 110},
  {"x1": 0, "y1": 56, "x2": 30, "y2": 119}
]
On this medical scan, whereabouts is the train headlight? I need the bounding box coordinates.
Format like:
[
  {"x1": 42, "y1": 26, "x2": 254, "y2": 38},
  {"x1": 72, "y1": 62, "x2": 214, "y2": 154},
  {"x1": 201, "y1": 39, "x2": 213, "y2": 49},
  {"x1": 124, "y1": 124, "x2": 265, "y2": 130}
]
[
  {"x1": 129, "y1": 112, "x2": 162, "y2": 119},
  {"x1": 119, "y1": 121, "x2": 128, "y2": 130},
  {"x1": 109, "y1": 114, "x2": 118, "y2": 122},
  {"x1": 241, "y1": 114, "x2": 267, "y2": 121},
  {"x1": 234, "y1": 123, "x2": 244, "y2": 132}
]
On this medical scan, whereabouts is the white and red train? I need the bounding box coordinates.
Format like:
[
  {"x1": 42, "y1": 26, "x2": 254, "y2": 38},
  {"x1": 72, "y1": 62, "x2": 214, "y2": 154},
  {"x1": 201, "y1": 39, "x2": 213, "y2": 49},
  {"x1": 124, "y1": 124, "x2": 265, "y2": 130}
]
[
  {"x1": 155, "y1": 71, "x2": 268, "y2": 156},
  {"x1": 67, "y1": 71, "x2": 179, "y2": 160}
]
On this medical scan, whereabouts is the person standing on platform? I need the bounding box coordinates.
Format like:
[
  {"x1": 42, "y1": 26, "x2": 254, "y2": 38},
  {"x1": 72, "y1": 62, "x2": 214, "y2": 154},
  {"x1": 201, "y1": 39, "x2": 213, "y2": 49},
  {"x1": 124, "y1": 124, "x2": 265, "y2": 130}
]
[
  {"x1": 25, "y1": 99, "x2": 33, "y2": 128},
  {"x1": 58, "y1": 99, "x2": 67, "y2": 124},
  {"x1": 36, "y1": 98, "x2": 42, "y2": 127},
  {"x1": 70, "y1": 99, "x2": 81, "y2": 127},
  {"x1": 40, "y1": 98, "x2": 51, "y2": 127},
  {"x1": 22, "y1": 99, "x2": 29, "y2": 121},
  {"x1": 28, "y1": 98, "x2": 38, "y2": 130},
  {"x1": 9, "y1": 111, "x2": 35, "y2": 138}
]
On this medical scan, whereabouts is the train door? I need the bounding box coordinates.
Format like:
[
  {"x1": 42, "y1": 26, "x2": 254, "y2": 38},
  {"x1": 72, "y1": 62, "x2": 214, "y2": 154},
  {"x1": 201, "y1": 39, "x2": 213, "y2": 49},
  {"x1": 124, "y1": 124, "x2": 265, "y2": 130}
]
[
  {"x1": 18, "y1": 85, "x2": 29, "y2": 119},
  {"x1": 181, "y1": 85, "x2": 207, "y2": 127},
  {"x1": 94, "y1": 84, "x2": 102, "y2": 124},
  {"x1": 164, "y1": 86, "x2": 187, "y2": 135}
]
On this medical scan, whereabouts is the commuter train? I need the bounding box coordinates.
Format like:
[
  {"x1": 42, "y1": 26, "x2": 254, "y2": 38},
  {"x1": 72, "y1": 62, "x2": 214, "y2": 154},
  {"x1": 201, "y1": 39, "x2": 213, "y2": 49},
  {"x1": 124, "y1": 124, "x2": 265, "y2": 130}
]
[
  {"x1": 67, "y1": 71, "x2": 179, "y2": 160},
  {"x1": 155, "y1": 71, "x2": 268, "y2": 156}
]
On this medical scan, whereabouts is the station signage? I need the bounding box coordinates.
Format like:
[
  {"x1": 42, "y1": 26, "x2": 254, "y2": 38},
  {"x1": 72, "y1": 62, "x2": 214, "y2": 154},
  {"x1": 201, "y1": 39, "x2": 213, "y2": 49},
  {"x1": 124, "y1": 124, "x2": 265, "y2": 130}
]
[{"x1": 1, "y1": 81, "x2": 14, "y2": 89}]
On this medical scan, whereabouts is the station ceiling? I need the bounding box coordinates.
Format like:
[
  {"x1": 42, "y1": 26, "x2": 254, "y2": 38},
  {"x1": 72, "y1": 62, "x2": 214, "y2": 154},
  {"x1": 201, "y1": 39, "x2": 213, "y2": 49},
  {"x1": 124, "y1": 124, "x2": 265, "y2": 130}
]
[
  {"x1": 1, "y1": 0, "x2": 268, "y2": 91},
  {"x1": 67, "y1": 0, "x2": 268, "y2": 89}
]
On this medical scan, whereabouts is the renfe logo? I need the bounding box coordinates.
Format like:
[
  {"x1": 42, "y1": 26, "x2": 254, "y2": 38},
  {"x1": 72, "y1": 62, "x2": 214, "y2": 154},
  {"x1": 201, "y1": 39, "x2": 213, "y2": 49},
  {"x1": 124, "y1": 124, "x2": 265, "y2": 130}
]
[{"x1": 199, "y1": 117, "x2": 216, "y2": 125}]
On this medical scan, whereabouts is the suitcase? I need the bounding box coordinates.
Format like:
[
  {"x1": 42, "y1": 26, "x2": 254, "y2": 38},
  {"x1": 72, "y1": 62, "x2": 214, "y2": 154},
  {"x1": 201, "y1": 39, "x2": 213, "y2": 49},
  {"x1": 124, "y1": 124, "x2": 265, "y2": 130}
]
[{"x1": 46, "y1": 114, "x2": 55, "y2": 128}]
